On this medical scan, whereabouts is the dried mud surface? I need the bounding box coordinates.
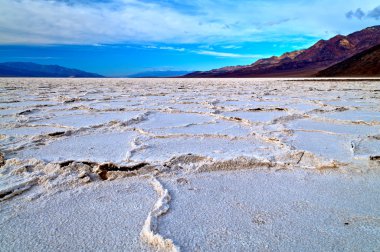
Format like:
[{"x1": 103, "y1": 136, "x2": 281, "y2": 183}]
[{"x1": 0, "y1": 78, "x2": 380, "y2": 251}]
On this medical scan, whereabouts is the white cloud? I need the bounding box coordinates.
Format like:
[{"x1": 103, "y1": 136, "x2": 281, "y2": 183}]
[
  {"x1": 142, "y1": 45, "x2": 257, "y2": 58},
  {"x1": 144, "y1": 45, "x2": 158, "y2": 49},
  {"x1": 221, "y1": 45, "x2": 242, "y2": 49},
  {"x1": 0, "y1": 0, "x2": 379, "y2": 45},
  {"x1": 158, "y1": 46, "x2": 185, "y2": 52},
  {"x1": 0, "y1": 0, "x2": 257, "y2": 44}
]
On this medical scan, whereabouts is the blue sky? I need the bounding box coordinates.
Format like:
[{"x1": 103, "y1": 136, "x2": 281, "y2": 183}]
[{"x1": 0, "y1": 0, "x2": 379, "y2": 76}]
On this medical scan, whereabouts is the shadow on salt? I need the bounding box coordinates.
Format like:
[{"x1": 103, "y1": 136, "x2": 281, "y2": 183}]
[
  {"x1": 324, "y1": 110, "x2": 380, "y2": 123},
  {"x1": 325, "y1": 100, "x2": 378, "y2": 110},
  {"x1": 0, "y1": 126, "x2": 66, "y2": 136},
  {"x1": 164, "y1": 103, "x2": 214, "y2": 113},
  {"x1": 17, "y1": 131, "x2": 137, "y2": 164},
  {"x1": 0, "y1": 100, "x2": 59, "y2": 108},
  {"x1": 286, "y1": 119, "x2": 380, "y2": 162},
  {"x1": 219, "y1": 100, "x2": 286, "y2": 108},
  {"x1": 223, "y1": 111, "x2": 287, "y2": 123},
  {"x1": 0, "y1": 108, "x2": 25, "y2": 116},
  {"x1": 288, "y1": 119, "x2": 380, "y2": 135},
  {"x1": 32, "y1": 111, "x2": 143, "y2": 128},
  {"x1": 136, "y1": 112, "x2": 212, "y2": 130},
  {"x1": 287, "y1": 131, "x2": 353, "y2": 162},
  {"x1": 130, "y1": 136, "x2": 278, "y2": 163},
  {"x1": 87, "y1": 100, "x2": 145, "y2": 110},
  {"x1": 353, "y1": 138, "x2": 380, "y2": 159},
  {"x1": 284, "y1": 103, "x2": 321, "y2": 113},
  {"x1": 152, "y1": 120, "x2": 251, "y2": 137}
]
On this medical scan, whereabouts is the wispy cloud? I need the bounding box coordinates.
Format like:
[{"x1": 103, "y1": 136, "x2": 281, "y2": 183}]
[
  {"x1": 0, "y1": 0, "x2": 379, "y2": 45},
  {"x1": 220, "y1": 45, "x2": 242, "y2": 49},
  {"x1": 143, "y1": 45, "x2": 185, "y2": 51},
  {"x1": 143, "y1": 45, "x2": 258, "y2": 58},
  {"x1": 195, "y1": 50, "x2": 262, "y2": 58},
  {"x1": 0, "y1": 0, "x2": 257, "y2": 44},
  {"x1": 158, "y1": 46, "x2": 185, "y2": 52}
]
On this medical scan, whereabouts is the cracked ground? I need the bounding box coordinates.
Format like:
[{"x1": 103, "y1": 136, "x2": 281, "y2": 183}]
[{"x1": 0, "y1": 78, "x2": 380, "y2": 251}]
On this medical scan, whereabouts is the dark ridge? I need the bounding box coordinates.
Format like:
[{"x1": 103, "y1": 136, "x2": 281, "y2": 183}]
[
  {"x1": 370, "y1": 156, "x2": 380, "y2": 161},
  {"x1": 58, "y1": 161, "x2": 150, "y2": 181},
  {"x1": 0, "y1": 152, "x2": 4, "y2": 167},
  {"x1": 17, "y1": 109, "x2": 38, "y2": 116},
  {"x1": 0, "y1": 62, "x2": 104, "y2": 78},
  {"x1": 98, "y1": 162, "x2": 150, "y2": 171},
  {"x1": 316, "y1": 44, "x2": 380, "y2": 77},
  {"x1": 58, "y1": 160, "x2": 150, "y2": 172},
  {"x1": 0, "y1": 190, "x2": 13, "y2": 199},
  {"x1": 290, "y1": 79, "x2": 380, "y2": 82},
  {"x1": 47, "y1": 131, "x2": 66, "y2": 137},
  {"x1": 59, "y1": 160, "x2": 76, "y2": 167}
]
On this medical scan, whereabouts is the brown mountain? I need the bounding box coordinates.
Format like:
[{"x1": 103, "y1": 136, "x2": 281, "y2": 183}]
[
  {"x1": 316, "y1": 44, "x2": 380, "y2": 77},
  {"x1": 185, "y1": 25, "x2": 380, "y2": 77}
]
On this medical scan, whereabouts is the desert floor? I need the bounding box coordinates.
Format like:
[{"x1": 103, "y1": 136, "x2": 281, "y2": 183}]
[{"x1": 1, "y1": 78, "x2": 379, "y2": 251}]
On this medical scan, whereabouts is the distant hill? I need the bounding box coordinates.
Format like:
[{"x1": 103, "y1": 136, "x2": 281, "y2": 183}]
[
  {"x1": 128, "y1": 70, "x2": 191, "y2": 78},
  {"x1": 0, "y1": 62, "x2": 103, "y2": 77},
  {"x1": 185, "y1": 25, "x2": 380, "y2": 77},
  {"x1": 316, "y1": 44, "x2": 380, "y2": 77}
]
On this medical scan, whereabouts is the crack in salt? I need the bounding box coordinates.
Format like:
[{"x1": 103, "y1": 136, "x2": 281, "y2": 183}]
[{"x1": 140, "y1": 176, "x2": 180, "y2": 252}]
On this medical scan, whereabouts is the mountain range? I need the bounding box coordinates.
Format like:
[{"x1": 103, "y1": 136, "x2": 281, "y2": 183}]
[
  {"x1": 1, "y1": 26, "x2": 380, "y2": 78},
  {"x1": 127, "y1": 70, "x2": 191, "y2": 78},
  {"x1": 185, "y1": 25, "x2": 380, "y2": 78},
  {"x1": 317, "y1": 44, "x2": 380, "y2": 77},
  {"x1": 0, "y1": 62, "x2": 103, "y2": 77}
]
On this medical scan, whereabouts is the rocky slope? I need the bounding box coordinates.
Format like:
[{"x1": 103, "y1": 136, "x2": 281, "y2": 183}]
[
  {"x1": 316, "y1": 44, "x2": 380, "y2": 77},
  {"x1": 185, "y1": 26, "x2": 380, "y2": 77}
]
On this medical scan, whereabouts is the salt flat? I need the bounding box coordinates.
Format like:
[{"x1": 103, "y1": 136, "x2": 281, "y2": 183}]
[{"x1": 0, "y1": 78, "x2": 380, "y2": 251}]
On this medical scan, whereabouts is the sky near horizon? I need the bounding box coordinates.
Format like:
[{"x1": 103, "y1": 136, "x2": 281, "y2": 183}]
[{"x1": 0, "y1": 0, "x2": 379, "y2": 76}]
